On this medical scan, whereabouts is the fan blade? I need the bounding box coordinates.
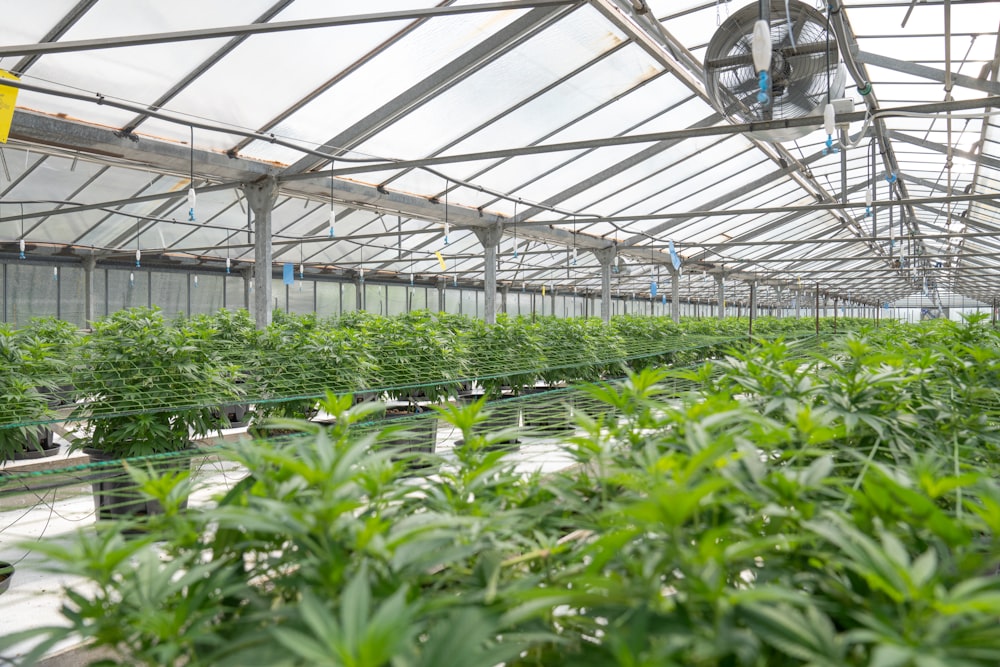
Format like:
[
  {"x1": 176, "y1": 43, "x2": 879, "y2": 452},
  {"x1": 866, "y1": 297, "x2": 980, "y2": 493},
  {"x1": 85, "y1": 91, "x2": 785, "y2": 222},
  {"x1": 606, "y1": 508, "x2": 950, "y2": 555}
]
[
  {"x1": 785, "y1": 55, "x2": 834, "y2": 84},
  {"x1": 776, "y1": 8, "x2": 809, "y2": 51},
  {"x1": 706, "y1": 52, "x2": 754, "y2": 70}
]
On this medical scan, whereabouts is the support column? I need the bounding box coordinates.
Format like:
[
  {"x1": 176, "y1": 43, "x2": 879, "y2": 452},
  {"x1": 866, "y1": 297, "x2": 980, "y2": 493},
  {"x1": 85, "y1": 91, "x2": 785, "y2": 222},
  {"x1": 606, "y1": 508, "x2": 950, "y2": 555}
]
[
  {"x1": 795, "y1": 289, "x2": 801, "y2": 319},
  {"x1": 550, "y1": 286, "x2": 556, "y2": 317},
  {"x1": 437, "y1": 278, "x2": 446, "y2": 313},
  {"x1": 501, "y1": 284, "x2": 510, "y2": 315},
  {"x1": 241, "y1": 268, "x2": 252, "y2": 310},
  {"x1": 82, "y1": 257, "x2": 96, "y2": 327},
  {"x1": 472, "y1": 223, "x2": 503, "y2": 324},
  {"x1": 716, "y1": 274, "x2": 725, "y2": 320},
  {"x1": 355, "y1": 273, "x2": 364, "y2": 311},
  {"x1": 815, "y1": 286, "x2": 820, "y2": 335},
  {"x1": 748, "y1": 282, "x2": 756, "y2": 337},
  {"x1": 243, "y1": 177, "x2": 279, "y2": 330},
  {"x1": 593, "y1": 247, "x2": 616, "y2": 324}
]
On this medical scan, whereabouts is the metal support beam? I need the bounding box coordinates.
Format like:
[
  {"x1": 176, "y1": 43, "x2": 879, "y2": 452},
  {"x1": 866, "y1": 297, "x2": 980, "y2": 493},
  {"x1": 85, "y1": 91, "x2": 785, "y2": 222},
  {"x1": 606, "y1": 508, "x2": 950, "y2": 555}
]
[
  {"x1": 437, "y1": 278, "x2": 446, "y2": 313},
  {"x1": 473, "y1": 223, "x2": 504, "y2": 324},
  {"x1": 0, "y1": 2, "x2": 580, "y2": 57},
  {"x1": 244, "y1": 177, "x2": 279, "y2": 330},
  {"x1": 748, "y1": 282, "x2": 756, "y2": 337},
  {"x1": 888, "y1": 129, "x2": 1000, "y2": 172},
  {"x1": 593, "y1": 247, "x2": 617, "y2": 323},
  {"x1": 853, "y1": 49, "x2": 1000, "y2": 97}
]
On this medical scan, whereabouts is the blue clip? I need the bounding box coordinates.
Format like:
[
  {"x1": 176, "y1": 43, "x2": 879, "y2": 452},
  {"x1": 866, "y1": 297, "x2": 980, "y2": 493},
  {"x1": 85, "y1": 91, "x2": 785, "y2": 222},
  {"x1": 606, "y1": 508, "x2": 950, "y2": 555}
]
[
  {"x1": 188, "y1": 207, "x2": 196, "y2": 222},
  {"x1": 757, "y1": 71, "x2": 770, "y2": 105},
  {"x1": 885, "y1": 173, "x2": 897, "y2": 184}
]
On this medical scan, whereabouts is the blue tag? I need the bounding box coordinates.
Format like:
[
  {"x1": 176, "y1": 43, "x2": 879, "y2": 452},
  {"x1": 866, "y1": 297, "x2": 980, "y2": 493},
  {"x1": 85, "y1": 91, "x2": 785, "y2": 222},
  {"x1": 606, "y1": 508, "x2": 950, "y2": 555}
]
[{"x1": 283, "y1": 263, "x2": 294, "y2": 285}]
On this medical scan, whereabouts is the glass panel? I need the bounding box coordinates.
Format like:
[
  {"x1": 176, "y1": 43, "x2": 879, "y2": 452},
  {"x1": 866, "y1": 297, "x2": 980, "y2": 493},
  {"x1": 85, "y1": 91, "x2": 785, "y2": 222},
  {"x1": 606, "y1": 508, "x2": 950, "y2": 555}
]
[
  {"x1": 461, "y1": 290, "x2": 477, "y2": 318},
  {"x1": 409, "y1": 286, "x2": 427, "y2": 312},
  {"x1": 272, "y1": 279, "x2": 287, "y2": 313},
  {"x1": 342, "y1": 283, "x2": 358, "y2": 313},
  {"x1": 107, "y1": 269, "x2": 149, "y2": 315},
  {"x1": 386, "y1": 285, "x2": 408, "y2": 315},
  {"x1": 316, "y1": 281, "x2": 341, "y2": 317},
  {"x1": 445, "y1": 289, "x2": 462, "y2": 314},
  {"x1": 224, "y1": 275, "x2": 245, "y2": 311},
  {"x1": 7, "y1": 264, "x2": 58, "y2": 326},
  {"x1": 151, "y1": 272, "x2": 188, "y2": 319},
  {"x1": 190, "y1": 275, "x2": 223, "y2": 315},
  {"x1": 59, "y1": 266, "x2": 86, "y2": 326},
  {"x1": 365, "y1": 284, "x2": 385, "y2": 315},
  {"x1": 288, "y1": 280, "x2": 315, "y2": 314}
]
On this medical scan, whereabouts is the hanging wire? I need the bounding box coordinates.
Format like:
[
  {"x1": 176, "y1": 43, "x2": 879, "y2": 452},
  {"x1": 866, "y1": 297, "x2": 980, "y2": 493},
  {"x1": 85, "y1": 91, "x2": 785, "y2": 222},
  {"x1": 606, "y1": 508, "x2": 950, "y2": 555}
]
[
  {"x1": 329, "y1": 160, "x2": 336, "y2": 238},
  {"x1": 512, "y1": 200, "x2": 518, "y2": 258},
  {"x1": 188, "y1": 126, "x2": 196, "y2": 222}
]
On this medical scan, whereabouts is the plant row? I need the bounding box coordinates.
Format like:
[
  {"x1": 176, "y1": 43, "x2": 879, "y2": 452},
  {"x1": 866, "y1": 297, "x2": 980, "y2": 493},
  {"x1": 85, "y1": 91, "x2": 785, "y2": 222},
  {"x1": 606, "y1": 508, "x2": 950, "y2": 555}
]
[
  {"x1": 10, "y1": 315, "x2": 1000, "y2": 665},
  {"x1": 0, "y1": 307, "x2": 868, "y2": 460}
]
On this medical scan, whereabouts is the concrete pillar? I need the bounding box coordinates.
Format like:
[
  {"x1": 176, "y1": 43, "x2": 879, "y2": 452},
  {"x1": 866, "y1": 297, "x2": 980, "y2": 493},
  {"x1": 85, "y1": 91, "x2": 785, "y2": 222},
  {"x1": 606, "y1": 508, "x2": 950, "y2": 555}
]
[
  {"x1": 241, "y1": 267, "x2": 252, "y2": 310},
  {"x1": 82, "y1": 256, "x2": 96, "y2": 327},
  {"x1": 593, "y1": 247, "x2": 616, "y2": 323},
  {"x1": 472, "y1": 223, "x2": 503, "y2": 324},
  {"x1": 243, "y1": 177, "x2": 279, "y2": 330},
  {"x1": 670, "y1": 270, "x2": 680, "y2": 323},
  {"x1": 716, "y1": 275, "x2": 725, "y2": 320}
]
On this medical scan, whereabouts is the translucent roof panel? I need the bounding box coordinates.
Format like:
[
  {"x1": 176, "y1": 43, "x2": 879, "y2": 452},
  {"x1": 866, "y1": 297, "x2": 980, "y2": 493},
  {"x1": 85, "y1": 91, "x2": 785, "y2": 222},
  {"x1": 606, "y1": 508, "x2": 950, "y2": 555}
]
[{"x1": 0, "y1": 0, "x2": 997, "y2": 304}]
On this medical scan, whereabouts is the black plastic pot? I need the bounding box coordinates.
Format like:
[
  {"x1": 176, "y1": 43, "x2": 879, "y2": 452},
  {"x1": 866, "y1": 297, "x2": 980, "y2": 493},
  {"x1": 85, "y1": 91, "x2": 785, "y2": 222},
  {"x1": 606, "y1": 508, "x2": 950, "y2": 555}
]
[
  {"x1": 0, "y1": 562, "x2": 12, "y2": 595},
  {"x1": 520, "y1": 387, "x2": 574, "y2": 434},
  {"x1": 12, "y1": 429, "x2": 59, "y2": 460},
  {"x1": 84, "y1": 449, "x2": 191, "y2": 521},
  {"x1": 213, "y1": 403, "x2": 250, "y2": 428},
  {"x1": 457, "y1": 395, "x2": 521, "y2": 448}
]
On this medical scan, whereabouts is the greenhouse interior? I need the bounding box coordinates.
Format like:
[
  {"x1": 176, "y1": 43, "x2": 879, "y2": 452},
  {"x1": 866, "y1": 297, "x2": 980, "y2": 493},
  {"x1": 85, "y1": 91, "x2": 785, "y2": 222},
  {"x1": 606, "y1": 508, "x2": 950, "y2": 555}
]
[{"x1": 3, "y1": 0, "x2": 1000, "y2": 664}]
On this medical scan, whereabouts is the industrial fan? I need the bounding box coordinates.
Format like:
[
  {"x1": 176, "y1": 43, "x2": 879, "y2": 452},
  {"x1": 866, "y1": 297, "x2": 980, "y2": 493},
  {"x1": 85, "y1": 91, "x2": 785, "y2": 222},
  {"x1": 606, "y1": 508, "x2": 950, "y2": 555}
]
[{"x1": 703, "y1": 0, "x2": 848, "y2": 143}]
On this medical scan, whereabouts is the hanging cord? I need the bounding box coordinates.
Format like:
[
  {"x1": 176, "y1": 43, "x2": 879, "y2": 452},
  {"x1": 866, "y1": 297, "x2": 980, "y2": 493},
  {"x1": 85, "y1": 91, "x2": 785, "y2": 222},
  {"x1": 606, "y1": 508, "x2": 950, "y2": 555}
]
[
  {"x1": 443, "y1": 179, "x2": 450, "y2": 245},
  {"x1": 187, "y1": 126, "x2": 196, "y2": 222},
  {"x1": 825, "y1": 4, "x2": 831, "y2": 104},
  {"x1": 18, "y1": 203, "x2": 24, "y2": 259},
  {"x1": 329, "y1": 159, "x2": 336, "y2": 238},
  {"x1": 512, "y1": 200, "x2": 518, "y2": 258}
]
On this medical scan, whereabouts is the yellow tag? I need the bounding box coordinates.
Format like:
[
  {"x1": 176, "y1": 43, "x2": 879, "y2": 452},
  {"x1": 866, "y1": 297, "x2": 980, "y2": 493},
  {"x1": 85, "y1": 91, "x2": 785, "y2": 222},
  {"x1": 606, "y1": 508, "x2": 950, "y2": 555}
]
[
  {"x1": 0, "y1": 71, "x2": 19, "y2": 143},
  {"x1": 435, "y1": 251, "x2": 446, "y2": 271},
  {"x1": 542, "y1": 285, "x2": 546, "y2": 296}
]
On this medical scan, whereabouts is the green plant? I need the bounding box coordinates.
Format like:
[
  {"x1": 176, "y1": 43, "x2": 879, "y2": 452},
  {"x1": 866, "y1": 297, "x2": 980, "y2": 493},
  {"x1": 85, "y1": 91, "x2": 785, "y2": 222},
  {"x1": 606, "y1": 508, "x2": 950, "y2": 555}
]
[
  {"x1": 464, "y1": 314, "x2": 544, "y2": 398},
  {"x1": 0, "y1": 324, "x2": 55, "y2": 462},
  {"x1": 70, "y1": 307, "x2": 239, "y2": 458},
  {"x1": 13, "y1": 327, "x2": 1000, "y2": 665},
  {"x1": 364, "y1": 311, "x2": 467, "y2": 406}
]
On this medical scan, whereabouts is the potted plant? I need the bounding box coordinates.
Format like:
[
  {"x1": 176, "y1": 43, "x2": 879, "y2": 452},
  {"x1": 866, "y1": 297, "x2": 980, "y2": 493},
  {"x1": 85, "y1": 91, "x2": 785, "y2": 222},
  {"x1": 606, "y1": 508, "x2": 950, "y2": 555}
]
[
  {"x1": 364, "y1": 311, "x2": 468, "y2": 456},
  {"x1": 0, "y1": 324, "x2": 58, "y2": 462},
  {"x1": 70, "y1": 307, "x2": 238, "y2": 520},
  {"x1": 0, "y1": 561, "x2": 11, "y2": 595},
  {"x1": 461, "y1": 315, "x2": 545, "y2": 441},
  {"x1": 19, "y1": 316, "x2": 81, "y2": 408},
  {"x1": 251, "y1": 319, "x2": 375, "y2": 435},
  {"x1": 197, "y1": 309, "x2": 257, "y2": 428}
]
